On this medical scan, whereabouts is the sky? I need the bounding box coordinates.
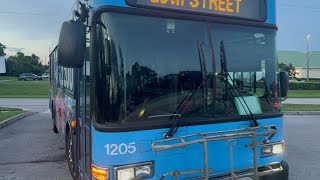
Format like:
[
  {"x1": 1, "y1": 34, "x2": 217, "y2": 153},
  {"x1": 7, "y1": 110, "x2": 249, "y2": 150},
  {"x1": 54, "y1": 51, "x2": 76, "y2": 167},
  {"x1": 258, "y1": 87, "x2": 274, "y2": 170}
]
[
  {"x1": 277, "y1": 0, "x2": 320, "y2": 52},
  {"x1": 0, "y1": 0, "x2": 320, "y2": 64},
  {"x1": 0, "y1": 0, "x2": 74, "y2": 64}
]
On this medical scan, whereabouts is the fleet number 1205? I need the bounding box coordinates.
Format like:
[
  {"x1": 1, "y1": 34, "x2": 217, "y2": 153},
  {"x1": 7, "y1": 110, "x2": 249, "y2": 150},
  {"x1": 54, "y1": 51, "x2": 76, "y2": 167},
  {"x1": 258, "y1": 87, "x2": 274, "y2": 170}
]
[{"x1": 104, "y1": 142, "x2": 136, "y2": 155}]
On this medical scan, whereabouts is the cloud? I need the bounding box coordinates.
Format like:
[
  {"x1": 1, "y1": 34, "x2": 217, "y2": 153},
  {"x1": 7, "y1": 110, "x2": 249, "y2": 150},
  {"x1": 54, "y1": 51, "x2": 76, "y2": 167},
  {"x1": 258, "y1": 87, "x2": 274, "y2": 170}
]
[
  {"x1": 6, "y1": 47, "x2": 25, "y2": 53},
  {"x1": 0, "y1": 0, "x2": 74, "y2": 58}
]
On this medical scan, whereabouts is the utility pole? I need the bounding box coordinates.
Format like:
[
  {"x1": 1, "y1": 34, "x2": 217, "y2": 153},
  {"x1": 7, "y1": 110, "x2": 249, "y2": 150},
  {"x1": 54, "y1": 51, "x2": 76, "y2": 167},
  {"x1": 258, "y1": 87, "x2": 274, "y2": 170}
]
[{"x1": 306, "y1": 34, "x2": 311, "y2": 81}]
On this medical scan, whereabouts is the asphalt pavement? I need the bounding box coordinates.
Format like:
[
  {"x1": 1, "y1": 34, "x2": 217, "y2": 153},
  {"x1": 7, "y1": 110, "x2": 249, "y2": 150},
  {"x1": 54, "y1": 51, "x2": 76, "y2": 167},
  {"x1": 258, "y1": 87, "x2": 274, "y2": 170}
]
[
  {"x1": 283, "y1": 98, "x2": 320, "y2": 104},
  {"x1": 283, "y1": 115, "x2": 320, "y2": 180},
  {"x1": 0, "y1": 98, "x2": 49, "y2": 112},
  {"x1": 0, "y1": 112, "x2": 72, "y2": 180}
]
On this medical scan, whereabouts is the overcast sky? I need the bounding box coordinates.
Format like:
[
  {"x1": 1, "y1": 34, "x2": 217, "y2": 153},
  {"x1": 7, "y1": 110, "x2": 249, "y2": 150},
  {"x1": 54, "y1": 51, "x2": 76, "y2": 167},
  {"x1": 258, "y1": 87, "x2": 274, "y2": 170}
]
[
  {"x1": 0, "y1": 0, "x2": 320, "y2": 63},
  {"x1": 0, "y1": 0, "x2": 74, "y2": 63},
  {"x1": 277, "y1": 0, "x2": 320, "y2": 52}
]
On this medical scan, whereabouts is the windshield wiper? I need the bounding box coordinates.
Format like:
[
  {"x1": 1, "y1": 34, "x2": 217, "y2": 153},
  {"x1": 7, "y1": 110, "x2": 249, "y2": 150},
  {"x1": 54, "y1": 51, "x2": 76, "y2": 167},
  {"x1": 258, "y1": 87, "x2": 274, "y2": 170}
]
[
  {"x1": 219, "y1": 41, "x2": 259, "y2": 127},
  {"x1": 164, "y1": 41, "x2": 207, "y2": 138},
  {"x1": 148, "y1": 114, "x2": 181, "y2": 119}
]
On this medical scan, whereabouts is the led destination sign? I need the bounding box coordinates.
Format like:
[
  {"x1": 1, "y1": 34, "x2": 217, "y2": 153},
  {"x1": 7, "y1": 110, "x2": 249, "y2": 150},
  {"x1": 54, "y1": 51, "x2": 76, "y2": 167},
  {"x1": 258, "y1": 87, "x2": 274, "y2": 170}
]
[{"x1": 126, "y1": 0, "x2": 267, "y2": 21}]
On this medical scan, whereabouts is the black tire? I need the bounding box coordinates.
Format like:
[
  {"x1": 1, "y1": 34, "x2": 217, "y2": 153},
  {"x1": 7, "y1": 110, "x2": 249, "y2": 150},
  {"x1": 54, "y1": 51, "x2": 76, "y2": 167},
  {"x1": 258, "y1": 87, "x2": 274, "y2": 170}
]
[
  {"x1": 52, "y1": 107, "x2": 58, "y2": 133},
  {"x1": 24, "y1": 78, "x2": 27, "y2": 81},
  {"x1": 53, "y1": 123, "x2": 58, "y2": 133},
  {"x1": 66, "y1": 130, "x2": 77, "y2": 179}
]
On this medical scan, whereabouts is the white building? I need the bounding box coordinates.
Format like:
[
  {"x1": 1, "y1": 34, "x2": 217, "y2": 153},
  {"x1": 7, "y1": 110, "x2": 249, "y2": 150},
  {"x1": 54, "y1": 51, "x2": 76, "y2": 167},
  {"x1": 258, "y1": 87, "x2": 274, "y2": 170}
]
[{"x1": 295, "y1": 67, "x2": 320, "y2": 79}]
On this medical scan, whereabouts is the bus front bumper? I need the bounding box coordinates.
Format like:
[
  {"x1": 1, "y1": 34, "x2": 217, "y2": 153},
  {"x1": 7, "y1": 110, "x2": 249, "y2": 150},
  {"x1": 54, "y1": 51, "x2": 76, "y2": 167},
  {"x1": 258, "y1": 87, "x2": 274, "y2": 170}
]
[
  {"x1": 160, "y1": 161, "x2": 289, "y2": 180},
  {"x1": 209, "y1": 161, "x2": 289, "y2": 180},
  {"x1": 258, "y1": 161, "x2": 289, "y2": 180}
]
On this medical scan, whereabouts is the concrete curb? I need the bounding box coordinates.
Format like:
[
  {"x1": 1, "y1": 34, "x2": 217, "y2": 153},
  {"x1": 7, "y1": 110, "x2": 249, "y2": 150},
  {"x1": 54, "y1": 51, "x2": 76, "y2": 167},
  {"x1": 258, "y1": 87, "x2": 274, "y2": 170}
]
[
  {"x1": 284, "y1": 111, "x2": 320, "y2": 116},
  {"x1": 0, "y1": 111, "x2": 37, "y2": 129}
]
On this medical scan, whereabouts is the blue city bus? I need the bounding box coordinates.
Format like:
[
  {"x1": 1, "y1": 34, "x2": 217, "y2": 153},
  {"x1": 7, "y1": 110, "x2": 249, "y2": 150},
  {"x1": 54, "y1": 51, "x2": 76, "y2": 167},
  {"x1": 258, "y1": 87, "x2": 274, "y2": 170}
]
[{"x1": 49, "y1": 0, "x2": 289, "y2": 179}]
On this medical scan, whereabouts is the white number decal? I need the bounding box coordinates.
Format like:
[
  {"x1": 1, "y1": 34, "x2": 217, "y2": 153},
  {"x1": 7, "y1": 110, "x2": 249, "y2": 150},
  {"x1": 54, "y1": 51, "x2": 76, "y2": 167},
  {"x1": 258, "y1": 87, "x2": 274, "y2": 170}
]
[
  {"x1": 128, "y1": 142, "x2": 137, "y2": 154},
  {"x1": 110, "y1": 144, "x2": 118, "y2": 155},
  {"x1": 118, "y1": 143, "x2": 127, "y2": 155},
  {"x1": 105, "y1": 142, "x2": 136, "y2": 155}
]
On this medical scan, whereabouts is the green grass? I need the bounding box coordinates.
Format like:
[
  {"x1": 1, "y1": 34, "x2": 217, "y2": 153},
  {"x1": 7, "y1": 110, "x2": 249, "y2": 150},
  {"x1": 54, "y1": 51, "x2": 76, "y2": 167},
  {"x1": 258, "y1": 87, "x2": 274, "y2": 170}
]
[
  {"x1": 0, "y1": 76, "x2": 49, "y2": 98},
  {"x1": 0, "y1": 76, "x2": 16, "y2": 81},
  {"x1": 0, "y1": 107, "x2": 21, "y2": 111},
  {"x1": 288, "y1": 90, "x2": 320, "y2": 98},
  {"x1": 0, "y1": 107, "x2": 25, "y2": 122},
  {"x1": 282, "y1": 104, "x2": 320, "y2": 111}
]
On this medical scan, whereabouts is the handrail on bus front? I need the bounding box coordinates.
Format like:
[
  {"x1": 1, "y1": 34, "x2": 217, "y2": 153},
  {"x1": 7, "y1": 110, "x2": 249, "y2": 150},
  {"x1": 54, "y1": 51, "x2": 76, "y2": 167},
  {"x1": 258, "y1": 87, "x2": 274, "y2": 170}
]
[
  {"x1": 152, "y1": 125, "x2": 277, "y2": 152},
  {"x1": 152, "y1": 125, "x2": 278, "y2": 180}
]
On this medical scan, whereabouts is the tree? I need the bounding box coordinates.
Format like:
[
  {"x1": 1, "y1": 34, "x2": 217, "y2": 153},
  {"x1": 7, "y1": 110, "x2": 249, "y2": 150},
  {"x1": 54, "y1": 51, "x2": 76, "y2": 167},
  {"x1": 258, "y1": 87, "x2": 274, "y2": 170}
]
[
  {"x1": 0, "y1": 43, "x2": 6, "y2": 56},
  {"x1": 5, "y1": 52, "x2": 45, "y2": 76},
  {"x1": 278, "y1": 63, "x2": 299, "y2": 77}
]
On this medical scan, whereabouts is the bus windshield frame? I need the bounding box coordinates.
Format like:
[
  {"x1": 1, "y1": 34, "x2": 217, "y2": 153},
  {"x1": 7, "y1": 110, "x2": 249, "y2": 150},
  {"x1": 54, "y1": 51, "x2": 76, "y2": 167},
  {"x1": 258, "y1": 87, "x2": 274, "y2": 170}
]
[{"x1": 91, "y1": 7, "x2": 281, "y2": 132}]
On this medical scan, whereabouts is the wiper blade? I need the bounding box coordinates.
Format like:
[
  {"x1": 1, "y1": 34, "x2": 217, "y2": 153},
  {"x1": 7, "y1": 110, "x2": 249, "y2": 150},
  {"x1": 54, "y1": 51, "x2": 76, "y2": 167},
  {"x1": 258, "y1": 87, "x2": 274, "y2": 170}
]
[
  {"x1": 164, "y1": 41, "x2": 207, "y2": 138},
  {"x1": 220, "y1": 41, "x2": 259, "y2": 127},
  {"x1": 148, "y1": 114, "x2": 181, "y2": 119}
]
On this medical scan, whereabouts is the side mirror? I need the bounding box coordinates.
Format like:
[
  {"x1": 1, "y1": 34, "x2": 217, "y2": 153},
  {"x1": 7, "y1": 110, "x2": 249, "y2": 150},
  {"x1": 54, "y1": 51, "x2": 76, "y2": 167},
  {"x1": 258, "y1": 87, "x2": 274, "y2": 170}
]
[
  {"x1": 57, "y1": 20, "x2": 85, "y2": 68},
  {"x1": 279, "y1": 71, "x2": 289, "y2": 98}
]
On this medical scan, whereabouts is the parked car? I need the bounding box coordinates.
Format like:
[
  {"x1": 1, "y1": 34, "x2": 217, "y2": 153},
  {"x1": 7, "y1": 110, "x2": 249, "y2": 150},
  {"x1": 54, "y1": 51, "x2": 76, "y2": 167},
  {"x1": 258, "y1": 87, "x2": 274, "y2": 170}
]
[
  {"x1": 288, "y1": 76, "x2": 295, "y2": 82},
  {"x1": 18, "y1": 73, "x2": 42, "y2": 81},
  {"x1": 288, "y1": 76, "x2": 305, "y2": 83},
  {"x1": 42, "y1": 73, "x2": 49, "y2": 78},
  {"x1": 33, "y1": 74, "x2": 43, "y2": 80}
]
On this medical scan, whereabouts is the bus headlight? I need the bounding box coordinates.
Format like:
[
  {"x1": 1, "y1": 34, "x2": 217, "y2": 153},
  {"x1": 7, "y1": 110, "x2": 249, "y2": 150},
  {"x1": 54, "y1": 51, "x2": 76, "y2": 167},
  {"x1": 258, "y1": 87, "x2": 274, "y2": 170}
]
[
  {"x1": 115, "y1": 162, "x2": 153, "y2": 180},
  {"x1": 261, "y1": 142, "x2": 285, "y2": 157},
  {"x1": 117, "y1": 167, "x2": 134, "y2": 180}
]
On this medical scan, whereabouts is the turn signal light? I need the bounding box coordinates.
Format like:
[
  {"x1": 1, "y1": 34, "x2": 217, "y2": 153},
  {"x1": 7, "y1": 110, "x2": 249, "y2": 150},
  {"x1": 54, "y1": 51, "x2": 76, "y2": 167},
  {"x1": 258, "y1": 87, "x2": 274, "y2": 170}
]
[
  {"x1": 71, "y1": 121, "x2": 77, "y2": 127},
  {"x1": 92, "y1": 164, "x2": 109, "y2": 180}
]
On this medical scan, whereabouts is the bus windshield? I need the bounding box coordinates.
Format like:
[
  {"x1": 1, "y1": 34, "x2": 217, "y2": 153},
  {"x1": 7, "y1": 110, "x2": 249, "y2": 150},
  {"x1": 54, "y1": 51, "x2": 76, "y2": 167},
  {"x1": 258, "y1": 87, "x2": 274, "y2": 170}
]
[{"x1": 93, "y1": 12, "x2": 278, "y2": 125}]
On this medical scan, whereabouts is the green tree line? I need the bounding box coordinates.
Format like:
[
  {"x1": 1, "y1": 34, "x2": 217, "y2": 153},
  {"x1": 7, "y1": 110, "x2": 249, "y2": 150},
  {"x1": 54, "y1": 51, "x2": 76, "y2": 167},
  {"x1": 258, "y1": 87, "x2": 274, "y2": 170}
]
[
  {"x1": 0, "y1": 42, "x2": 48, "y2": 76},
  {"x1": 278, "y1": 62, "x2": 298, "y2": 77}
]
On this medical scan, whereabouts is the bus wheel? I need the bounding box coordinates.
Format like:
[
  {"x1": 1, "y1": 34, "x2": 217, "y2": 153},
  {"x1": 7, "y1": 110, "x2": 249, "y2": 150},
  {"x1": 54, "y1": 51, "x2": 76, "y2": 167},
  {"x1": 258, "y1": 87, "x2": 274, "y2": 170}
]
[
  {"x1": 66, "y1": 131, "x2": 77, "y2": 179},
  {"x1": 52, "y1": 107, "x2": 58, "y2": 133},
  {"x1": 53, "y1": 123, "x2": 58, "y2": 133}
]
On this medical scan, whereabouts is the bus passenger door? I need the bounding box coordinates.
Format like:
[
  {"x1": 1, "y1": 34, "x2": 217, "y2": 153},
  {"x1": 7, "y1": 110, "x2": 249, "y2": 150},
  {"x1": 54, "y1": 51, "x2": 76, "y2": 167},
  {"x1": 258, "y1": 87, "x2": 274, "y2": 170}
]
[
  {"x1": 77, "y1": 67, "x2": 86, "y2": 178},
  {"x1": 78, "y1": 61, "x2": 91, "y2": 179}
]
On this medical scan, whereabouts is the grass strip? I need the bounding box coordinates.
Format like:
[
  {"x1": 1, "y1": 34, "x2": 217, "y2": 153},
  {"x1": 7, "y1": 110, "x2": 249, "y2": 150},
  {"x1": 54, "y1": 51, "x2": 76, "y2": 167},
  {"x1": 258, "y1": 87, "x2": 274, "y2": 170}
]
[
  {"x1": 0, "y1": 107, "x2": 22, "y2": 111},
  {"x1": 282, "y1": 104, "x2": 320, "y2": 111},
  {"x1": 0, "y1": 76, "x2": 48, "y2": 98},
  {"x1": 0, "y1": 111, "x2": 25, "y2": 122},
  {"x1": 288, "y1": 90, "x2": 320, "y2": 98}
]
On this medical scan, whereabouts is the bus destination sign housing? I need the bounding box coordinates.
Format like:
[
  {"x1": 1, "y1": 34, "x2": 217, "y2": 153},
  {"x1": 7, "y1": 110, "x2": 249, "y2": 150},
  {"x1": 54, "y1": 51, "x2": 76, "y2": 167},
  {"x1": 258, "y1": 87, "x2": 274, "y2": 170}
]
[{"x1": 126, "y1": 0, "x2": 267, "y2": 21}]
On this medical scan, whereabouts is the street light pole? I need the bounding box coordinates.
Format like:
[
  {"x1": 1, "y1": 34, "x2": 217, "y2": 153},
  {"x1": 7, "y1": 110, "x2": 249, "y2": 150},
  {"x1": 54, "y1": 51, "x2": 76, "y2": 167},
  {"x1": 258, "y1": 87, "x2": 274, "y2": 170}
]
[{"x1": 307, "y1": 34, "x2": 311, "y2": 81}]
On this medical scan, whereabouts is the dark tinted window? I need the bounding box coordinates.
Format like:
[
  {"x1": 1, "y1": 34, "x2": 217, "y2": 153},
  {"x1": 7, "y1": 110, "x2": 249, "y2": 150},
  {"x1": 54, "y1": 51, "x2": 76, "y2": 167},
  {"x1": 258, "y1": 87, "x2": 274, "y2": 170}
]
[
  {"x1": 210, "y1": 23, "x2": 278, "y2": 117},
  {"x1": 93, "y1": 13, "x2": 278, "y2": 125},
  {"x1": 94, "y1": 13, "x2": 212, "y2": 124}
]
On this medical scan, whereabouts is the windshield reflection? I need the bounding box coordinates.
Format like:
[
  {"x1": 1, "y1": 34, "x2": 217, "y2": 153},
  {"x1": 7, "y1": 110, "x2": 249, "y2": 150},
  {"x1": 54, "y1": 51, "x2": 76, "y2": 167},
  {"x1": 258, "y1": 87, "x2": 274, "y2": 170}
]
[{"x1": 93, "y1": 13, "x2": 278, "y2": 124}]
